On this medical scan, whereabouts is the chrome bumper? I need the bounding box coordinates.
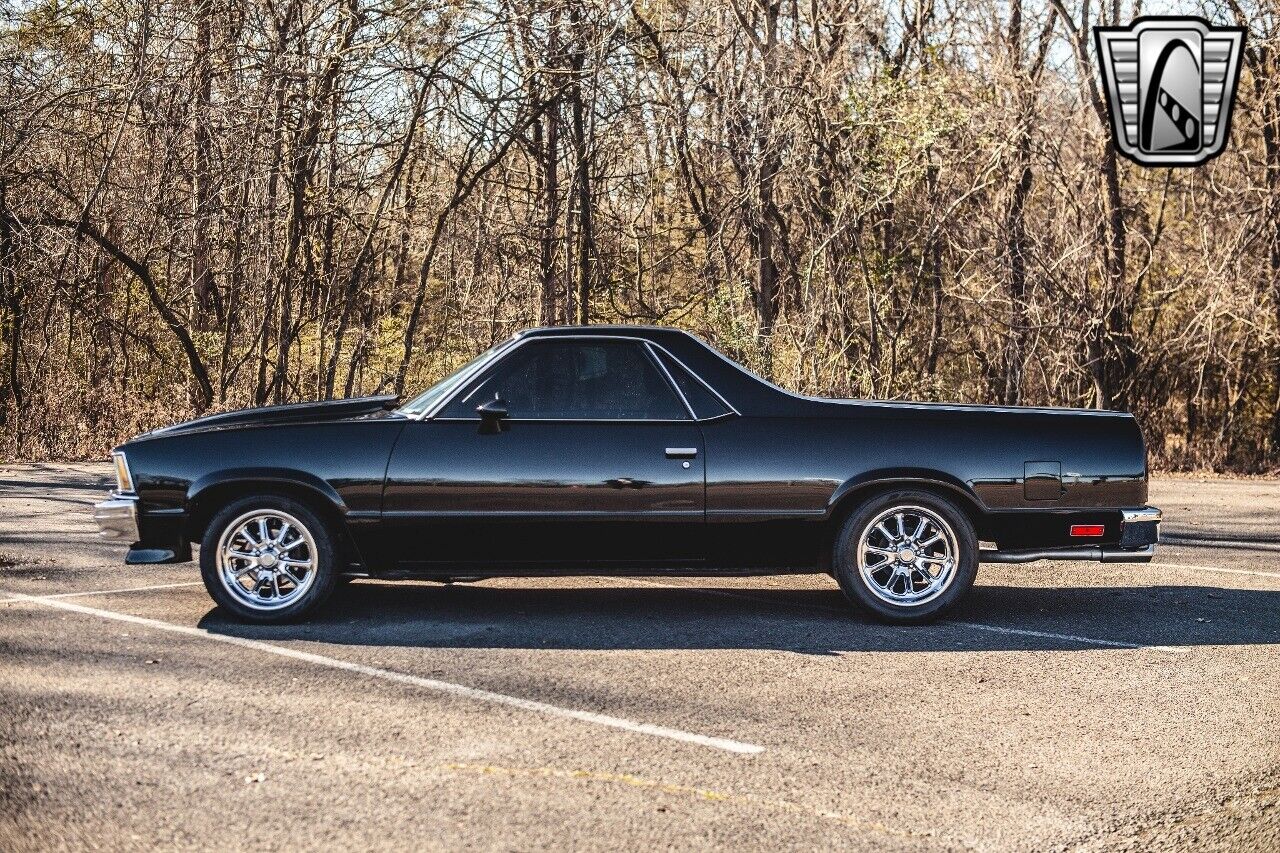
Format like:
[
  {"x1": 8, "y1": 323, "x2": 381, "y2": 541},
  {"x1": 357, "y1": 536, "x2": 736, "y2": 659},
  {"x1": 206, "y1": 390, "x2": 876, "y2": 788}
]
[
  {"x1": 93, "y1": 495, "x2": 139, "y2": 542},
  {"x1": 1121, "y1": 506, "x2": 1162, "y2": 525},
  {"x1": 1119, "y1": 505, "x2": 1161, "y2": 549}
]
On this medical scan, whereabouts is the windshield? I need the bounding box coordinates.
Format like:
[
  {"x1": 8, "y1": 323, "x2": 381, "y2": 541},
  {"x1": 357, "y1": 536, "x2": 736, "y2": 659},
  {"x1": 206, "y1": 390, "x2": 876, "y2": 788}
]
[{"x1": 397, "y1": 340, "x2": 512, "y2": 416}]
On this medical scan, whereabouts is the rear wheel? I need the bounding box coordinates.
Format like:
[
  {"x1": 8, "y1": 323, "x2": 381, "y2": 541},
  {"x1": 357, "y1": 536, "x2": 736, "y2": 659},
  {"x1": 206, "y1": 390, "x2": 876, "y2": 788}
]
[
  {"x1": 200, "y1": 496, "x2": 338, "y2": 623},
  {"x1": 833, "y1": 490, "x2": 977, "y2": 623}
]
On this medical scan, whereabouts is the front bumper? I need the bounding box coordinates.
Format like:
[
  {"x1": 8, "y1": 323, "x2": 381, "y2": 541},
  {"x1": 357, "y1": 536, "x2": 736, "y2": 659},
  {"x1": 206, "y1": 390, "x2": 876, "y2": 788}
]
[
  {"x1": 982, "y1": 505, "x2": 1161, "y2": 564},
  {"x1": 93, "y1": 494, "x2": 140, "y2": 542},
  {"x1": 92, "y1": 491, "x2": 196, "y2": 565}
]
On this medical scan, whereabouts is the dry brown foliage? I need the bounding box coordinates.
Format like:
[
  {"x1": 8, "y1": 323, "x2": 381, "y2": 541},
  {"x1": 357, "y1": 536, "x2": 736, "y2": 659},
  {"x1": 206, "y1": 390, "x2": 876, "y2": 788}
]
[{"x1": 1, "y1": 1, "x2": 1279, "y2": 472}]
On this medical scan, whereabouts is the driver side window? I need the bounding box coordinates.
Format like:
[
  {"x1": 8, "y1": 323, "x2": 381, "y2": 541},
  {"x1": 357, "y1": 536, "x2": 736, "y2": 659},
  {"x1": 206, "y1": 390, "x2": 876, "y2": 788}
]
[{"x1": 439, "y1": 339, "x2": 690, "y2": 421}]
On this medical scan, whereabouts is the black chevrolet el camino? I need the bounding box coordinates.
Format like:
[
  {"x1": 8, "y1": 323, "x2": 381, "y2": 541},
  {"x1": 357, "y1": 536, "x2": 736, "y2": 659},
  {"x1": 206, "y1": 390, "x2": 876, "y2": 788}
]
[{"x1": 95, "y1": 326, "x2": 1161, "y2": 623}]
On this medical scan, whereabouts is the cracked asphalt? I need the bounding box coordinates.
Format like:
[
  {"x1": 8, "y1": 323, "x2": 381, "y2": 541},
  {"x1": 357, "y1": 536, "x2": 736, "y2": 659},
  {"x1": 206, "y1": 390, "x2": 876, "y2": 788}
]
[{"x1": 1, "y1": 463, "x2": 1278, "y2": 851}]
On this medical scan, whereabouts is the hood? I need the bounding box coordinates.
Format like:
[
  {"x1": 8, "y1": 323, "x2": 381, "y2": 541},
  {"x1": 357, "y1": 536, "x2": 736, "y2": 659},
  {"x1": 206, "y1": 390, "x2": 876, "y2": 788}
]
[{"x1": 136, "y1": 395, "x2": 401, "y2": 439}]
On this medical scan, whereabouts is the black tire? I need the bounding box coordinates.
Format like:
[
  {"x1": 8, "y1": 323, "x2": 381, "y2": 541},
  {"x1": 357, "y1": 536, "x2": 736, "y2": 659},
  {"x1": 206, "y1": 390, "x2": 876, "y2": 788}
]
[
  {"x1": 833, "y1": 489, "x2": 978, "y2": 624},
  {"x1": 200, "y1": 495, "x2": 338, "y2": 623}
]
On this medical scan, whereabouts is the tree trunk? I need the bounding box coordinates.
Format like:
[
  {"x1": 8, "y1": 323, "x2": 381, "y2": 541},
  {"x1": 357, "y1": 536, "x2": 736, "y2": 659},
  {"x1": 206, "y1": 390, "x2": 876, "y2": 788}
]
[
  {"x1": 1265, "y1": 94, "x2": 1280, "y2": 453},
  {"x1": 568, "y1": 2, "x2": 592, "y2": 325},
  {"x1": 0, "y1": 180, "x2": 22, "y2": 415},
  {"x1": 540, "y1": 10, "x2": 561, "y2": 325},
  {"x1": 191, "y1": 0, "x2": 221, "y2": 328}
]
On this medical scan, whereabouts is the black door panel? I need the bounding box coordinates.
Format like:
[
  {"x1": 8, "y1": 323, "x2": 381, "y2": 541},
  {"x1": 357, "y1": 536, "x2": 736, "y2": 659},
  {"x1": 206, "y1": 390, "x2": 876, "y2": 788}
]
[{"x1": 383, "y1": 420, "x2": 706, "y2": 567}]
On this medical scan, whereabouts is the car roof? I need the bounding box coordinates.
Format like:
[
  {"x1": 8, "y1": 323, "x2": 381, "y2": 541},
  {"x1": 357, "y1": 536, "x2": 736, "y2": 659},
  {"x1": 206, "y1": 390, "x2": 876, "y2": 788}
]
[{"x1": 517, "y1": 325, "x2": 691, "y2": 342}]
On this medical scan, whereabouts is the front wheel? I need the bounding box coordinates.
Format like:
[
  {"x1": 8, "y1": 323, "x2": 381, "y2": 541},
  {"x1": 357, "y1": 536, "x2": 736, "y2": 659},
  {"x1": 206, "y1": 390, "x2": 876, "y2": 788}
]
[
  {"x1": 200, "y1": 496, "x2": 338, "y2": 623},
  {"x1": 833, "y1": 490, "x2": 978, "y2": 623}
]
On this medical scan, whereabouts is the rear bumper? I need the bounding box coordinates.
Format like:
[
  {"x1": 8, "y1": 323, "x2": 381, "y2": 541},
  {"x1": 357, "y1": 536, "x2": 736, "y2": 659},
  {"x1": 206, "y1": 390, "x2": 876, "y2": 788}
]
[
  {"x1": 93, "y1": 495, "x2": 140, "y2": 542},
  {"x1": 1118, "y1": 506, "x2": 1161, "y2": 548},
  {"x1": 982, "y1": 505, "x2": 1160, "y2": 564}
]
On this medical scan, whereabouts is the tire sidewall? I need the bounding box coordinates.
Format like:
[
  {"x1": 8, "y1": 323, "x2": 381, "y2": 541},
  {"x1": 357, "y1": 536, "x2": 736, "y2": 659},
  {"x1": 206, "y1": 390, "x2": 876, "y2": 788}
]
[
  {"x1": 834, "y1": 490, "x2": 977, "y2": 623},
  {"x1": 200, "y1": 495, "x2": 338, "y2": 623}
]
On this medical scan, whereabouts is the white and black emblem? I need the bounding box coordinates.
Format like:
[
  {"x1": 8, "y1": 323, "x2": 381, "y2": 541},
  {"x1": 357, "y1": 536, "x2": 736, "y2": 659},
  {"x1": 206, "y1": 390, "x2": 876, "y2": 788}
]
[{"x1": 1095, "y1": 17, "x2": 1245, "y2": 166}]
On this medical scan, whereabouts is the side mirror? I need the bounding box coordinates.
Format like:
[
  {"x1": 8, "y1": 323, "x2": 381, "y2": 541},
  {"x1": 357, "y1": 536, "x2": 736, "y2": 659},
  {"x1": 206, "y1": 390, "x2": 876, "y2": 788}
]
[{"x1": 476, "y1": 396, "x2": 509, "y2": 434}]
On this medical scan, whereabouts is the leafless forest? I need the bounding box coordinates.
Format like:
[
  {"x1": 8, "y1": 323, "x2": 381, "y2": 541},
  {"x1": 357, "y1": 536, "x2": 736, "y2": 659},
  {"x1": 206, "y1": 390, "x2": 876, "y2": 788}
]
[{"x1": 1, "y1": 0, "x2": 1278, "y2": 470}]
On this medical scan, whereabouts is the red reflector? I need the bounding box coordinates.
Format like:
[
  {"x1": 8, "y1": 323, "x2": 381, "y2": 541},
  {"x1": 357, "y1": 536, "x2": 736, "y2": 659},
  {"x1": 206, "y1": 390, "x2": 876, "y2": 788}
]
[{"x1": 1070, "y1": 524, "x2": 1105, "y2": 537}]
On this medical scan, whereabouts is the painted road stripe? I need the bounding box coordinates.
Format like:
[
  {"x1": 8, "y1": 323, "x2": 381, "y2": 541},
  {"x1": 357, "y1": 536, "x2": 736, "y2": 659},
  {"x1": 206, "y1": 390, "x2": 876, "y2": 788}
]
[
  {"x1": 1161, "y1": 535, "x2": 1280, "y2": 553},
  {"x1": 951, "y1": 621, "x2": 1177, "y2": 651},
  {"x1": 44, "y1": 581, "x2": 204, "y2": 599},
  {"x1": 2, "y1": 591, "x2": 764, "y2": 756},
  {"x1": 0, "y1": 581, "x2": 202, "y2": 604},
  {"x1": 1153, "y1": 561, "x2": 1280, "y2": 580},
  {"x1": 628, "y1": 579, "x2": 1186, "y2": 652}
]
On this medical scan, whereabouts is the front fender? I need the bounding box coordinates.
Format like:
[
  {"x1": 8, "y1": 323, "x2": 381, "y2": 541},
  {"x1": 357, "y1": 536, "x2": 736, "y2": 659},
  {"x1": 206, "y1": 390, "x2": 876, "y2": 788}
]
[
  {"x1": 183, "y1": 468, "x2": 371, "y2": 570},
  {"x1": 187, "y1": 467, "x2": 348, "y2": 516}
]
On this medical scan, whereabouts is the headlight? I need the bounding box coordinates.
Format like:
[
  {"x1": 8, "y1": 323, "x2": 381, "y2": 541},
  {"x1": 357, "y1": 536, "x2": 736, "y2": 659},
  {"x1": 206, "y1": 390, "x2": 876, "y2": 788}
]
[{"x1": 112, "y1": 451, "x2": 135, "y2": 494}]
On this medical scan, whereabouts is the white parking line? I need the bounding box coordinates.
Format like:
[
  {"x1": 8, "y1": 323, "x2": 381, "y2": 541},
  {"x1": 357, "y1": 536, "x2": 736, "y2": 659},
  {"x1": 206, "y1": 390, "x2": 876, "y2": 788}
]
[
  {"x1": 1153, "y1": 561, "x2": 1280, "y2": 580},
  {"x1": 1161, "y1": 535, "x2": 1280, "y2": 553},
  {"x1": 626, "y1": 579, "x2": 1187, "y2": 652},
  {"x1": 951, "y1": 621, "x2": 1180, "y2": 651},
  {"x1": 3, "y1": 591, "x2": 764, "y2": 756},
  {"x1": 44, "y1": 581, "x2": 204, "y2": 599},
  {"x1": 0, "y1": 581, "x2": 202, "y2": 604}
]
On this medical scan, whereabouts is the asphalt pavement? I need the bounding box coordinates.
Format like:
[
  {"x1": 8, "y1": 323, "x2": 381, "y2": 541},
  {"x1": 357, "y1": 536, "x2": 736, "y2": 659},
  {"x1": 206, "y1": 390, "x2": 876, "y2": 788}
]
[{"x1": 1, "y1": 464, "x2": 1277, "y2": 851}]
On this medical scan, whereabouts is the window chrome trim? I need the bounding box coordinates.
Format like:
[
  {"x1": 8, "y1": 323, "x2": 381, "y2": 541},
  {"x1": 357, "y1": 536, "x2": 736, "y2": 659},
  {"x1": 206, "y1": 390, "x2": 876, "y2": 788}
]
[
  {"x1": 422, "y1": 333, "x2": 740, "y2": 423},
  {"x1": 644, "y1": 341, "x2": 696, "y2": 420},
  {"x1": 411, "y1": 338, "x2": 521, "y2": 420},
  {"x1": 646, "y1": 341, "x2": 740, "y2": 419}
]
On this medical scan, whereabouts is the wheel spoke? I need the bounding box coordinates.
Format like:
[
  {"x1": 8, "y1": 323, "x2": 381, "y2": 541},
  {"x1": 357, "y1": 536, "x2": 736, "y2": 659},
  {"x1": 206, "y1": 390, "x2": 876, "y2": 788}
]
[
  {"x1": 236, "y1": 523, "x2": 260, "y2": 548},
  {"x1": 874, "y1": 522, "x2": 895, "y2": 543},
  {"x1": 917, "y1": 533, "x2": 943, "y2": 549},
  {"x1": 895, "y1": 513, "x2": 906, "y2": 538},
  {"x1": 280, "y1": 537, "x2": 306, "y2": 553},
  {"x1": 273, "y1": 521, "x2": 291, "y2": 545},
  {"x1": 865, "y1": 545, "x2": 896, "y2": 557},
  {"x1": 918, "y1": 553, "x2": 948, "y2": 565},
  {"x1": 911, "y1": 516, "x2": 928, "y2": 541}
]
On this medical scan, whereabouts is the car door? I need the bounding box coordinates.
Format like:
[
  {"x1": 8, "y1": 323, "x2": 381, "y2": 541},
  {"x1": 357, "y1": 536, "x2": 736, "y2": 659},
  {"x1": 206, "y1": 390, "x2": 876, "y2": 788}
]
[{"x1": 382, "y1": 337, "x2": 706, "y2": 570}]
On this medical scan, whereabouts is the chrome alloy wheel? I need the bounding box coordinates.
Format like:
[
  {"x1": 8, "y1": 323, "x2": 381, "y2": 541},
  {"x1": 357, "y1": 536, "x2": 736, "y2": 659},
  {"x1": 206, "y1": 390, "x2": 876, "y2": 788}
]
[
  {"x1": 856, "y1": 505, "x2": 959, "y2": 607},
  {"x1": 215, "y1": 509, "x2": 317, "y2": 612}
]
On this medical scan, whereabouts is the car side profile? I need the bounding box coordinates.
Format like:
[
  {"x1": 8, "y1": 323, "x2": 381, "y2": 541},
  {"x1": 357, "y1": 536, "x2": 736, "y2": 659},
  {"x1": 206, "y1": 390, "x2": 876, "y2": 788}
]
[{"x1": 94, "y1": 326, "x2": 1161, "y2": 623}]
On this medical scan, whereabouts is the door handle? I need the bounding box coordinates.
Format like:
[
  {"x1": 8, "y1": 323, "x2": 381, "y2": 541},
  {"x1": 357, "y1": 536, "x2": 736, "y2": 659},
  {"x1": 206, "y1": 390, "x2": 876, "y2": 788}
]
[{"x1": 665, "y1": 447, "x2": 698, "y2": 459}]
